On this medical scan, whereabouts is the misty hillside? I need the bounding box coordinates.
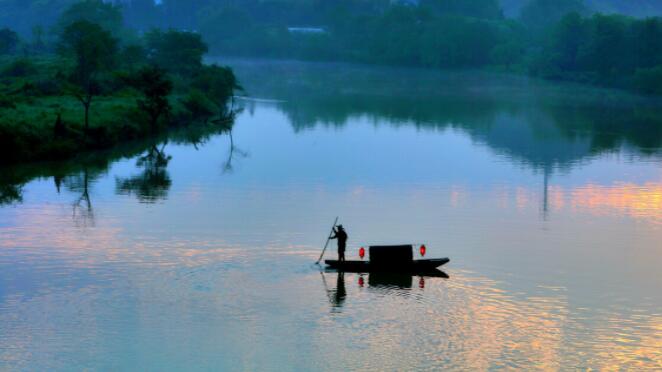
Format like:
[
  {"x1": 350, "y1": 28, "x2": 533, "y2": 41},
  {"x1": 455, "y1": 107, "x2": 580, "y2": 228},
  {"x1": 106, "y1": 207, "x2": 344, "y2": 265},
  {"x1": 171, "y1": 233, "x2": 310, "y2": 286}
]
[{"x1": 500, "y1": 0, "x2": 662, "y2": 17}]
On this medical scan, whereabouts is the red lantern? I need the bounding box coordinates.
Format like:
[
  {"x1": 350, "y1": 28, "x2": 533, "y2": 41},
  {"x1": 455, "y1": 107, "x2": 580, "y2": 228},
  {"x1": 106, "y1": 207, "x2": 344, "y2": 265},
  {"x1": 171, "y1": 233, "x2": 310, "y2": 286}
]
[
  {"x1": 359, "y1": 247, "x2": 365, "y2": 259},
  {"x1": 420, "y1": 244, "x2": 427, "y2": 257}
]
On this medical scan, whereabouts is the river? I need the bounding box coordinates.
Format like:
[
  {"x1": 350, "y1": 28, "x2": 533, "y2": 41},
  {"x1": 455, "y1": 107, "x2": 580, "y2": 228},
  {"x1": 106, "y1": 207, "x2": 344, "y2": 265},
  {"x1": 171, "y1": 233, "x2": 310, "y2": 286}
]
[{"x1": 1, "y1": 59, "x2": 661, "y2": 370}]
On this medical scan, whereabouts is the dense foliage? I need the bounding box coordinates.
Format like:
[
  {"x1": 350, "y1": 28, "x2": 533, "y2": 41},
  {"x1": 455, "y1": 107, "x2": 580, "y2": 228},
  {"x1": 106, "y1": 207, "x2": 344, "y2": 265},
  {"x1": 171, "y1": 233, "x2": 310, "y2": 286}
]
[
  {"x1": 531, "y1": 13, "x2": 662, "y2": 88},
  {"x1": 0, "y1": 0, "x2": 240, "y2": 164},
  {"x1": 41, "y1": 0, "x2": 652, "y2": 94},
  {"x1": 0, "y1": 0, "x2": 661, "y2": 96}
]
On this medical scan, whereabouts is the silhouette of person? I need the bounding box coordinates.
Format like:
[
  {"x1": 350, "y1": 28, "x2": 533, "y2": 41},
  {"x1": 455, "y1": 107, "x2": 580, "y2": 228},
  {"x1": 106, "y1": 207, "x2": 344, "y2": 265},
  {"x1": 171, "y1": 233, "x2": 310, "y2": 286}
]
[
  {"x1": 329, "y1": 225, "x2": 348, "y2": 262},
  {"x1": 333, "y1": 272, "x2": 346, "y2": 307}
]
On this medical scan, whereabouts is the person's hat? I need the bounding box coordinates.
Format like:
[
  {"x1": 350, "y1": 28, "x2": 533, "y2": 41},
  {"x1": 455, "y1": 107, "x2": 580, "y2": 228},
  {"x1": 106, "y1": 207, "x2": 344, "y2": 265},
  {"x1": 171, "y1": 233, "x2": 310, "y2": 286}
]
[{"x1": 337, "y1": 224, "x2": 343, "y2": 229}]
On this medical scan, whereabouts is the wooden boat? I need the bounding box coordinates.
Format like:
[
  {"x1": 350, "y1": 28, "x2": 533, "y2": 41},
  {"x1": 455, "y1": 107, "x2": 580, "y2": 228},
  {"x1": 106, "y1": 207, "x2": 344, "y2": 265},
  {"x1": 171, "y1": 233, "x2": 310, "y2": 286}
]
[
  {"x1": 325, "y1": 258, "x2": 449, "y2": 273},
  {"x1": 325, "y1": 243, "x2": 448, "y2": 273}
]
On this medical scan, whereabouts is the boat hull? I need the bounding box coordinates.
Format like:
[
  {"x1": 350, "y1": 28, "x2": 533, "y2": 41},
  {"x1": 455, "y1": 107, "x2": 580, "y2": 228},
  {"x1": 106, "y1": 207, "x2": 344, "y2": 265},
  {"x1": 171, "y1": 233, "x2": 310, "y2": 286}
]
[{"x1": 324, "y1": 258, "x2": 449, "y2": 273}]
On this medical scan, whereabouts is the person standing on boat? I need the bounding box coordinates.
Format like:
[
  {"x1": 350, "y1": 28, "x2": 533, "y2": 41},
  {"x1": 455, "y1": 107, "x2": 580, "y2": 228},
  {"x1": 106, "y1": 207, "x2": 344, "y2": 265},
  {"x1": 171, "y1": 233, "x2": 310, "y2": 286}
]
[{"x1": 329, "y1": 225, "x2": 348, "y2": 262}]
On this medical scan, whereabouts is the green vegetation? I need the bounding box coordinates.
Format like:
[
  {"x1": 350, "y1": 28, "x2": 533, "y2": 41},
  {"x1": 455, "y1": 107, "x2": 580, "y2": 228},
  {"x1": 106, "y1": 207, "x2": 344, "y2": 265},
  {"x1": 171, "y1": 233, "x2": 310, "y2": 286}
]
[
  {"x1": 58, "y1": 20, "x2": 119, "y2": 131},
  {"x1": 0, "y1": 0, "x2": 240, "y2": 165},
  {"x1": 530, "y1": 12, "x2": 662, "y2": 90},
  {"x1": 123, "y1": 65, "x2": 173, "y2": 129},
  {"x1": 2, "y1": 0, "x2": 662, "y2": 96}
]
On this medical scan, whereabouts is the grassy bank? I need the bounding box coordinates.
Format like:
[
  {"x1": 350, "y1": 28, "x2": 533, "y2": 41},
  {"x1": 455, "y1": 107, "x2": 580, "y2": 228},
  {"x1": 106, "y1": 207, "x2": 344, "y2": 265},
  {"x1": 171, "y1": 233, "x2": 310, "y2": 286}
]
[{"x1": 0, "y1": 83, "x2": 232, "y2": 164}]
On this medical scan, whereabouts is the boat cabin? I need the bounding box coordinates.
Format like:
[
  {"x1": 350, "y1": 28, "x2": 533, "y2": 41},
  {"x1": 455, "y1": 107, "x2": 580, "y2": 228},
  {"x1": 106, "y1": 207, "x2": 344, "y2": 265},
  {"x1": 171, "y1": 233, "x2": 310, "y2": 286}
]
[{"x1": 369, "y1": 245, "x2": 414, "y2": 266}]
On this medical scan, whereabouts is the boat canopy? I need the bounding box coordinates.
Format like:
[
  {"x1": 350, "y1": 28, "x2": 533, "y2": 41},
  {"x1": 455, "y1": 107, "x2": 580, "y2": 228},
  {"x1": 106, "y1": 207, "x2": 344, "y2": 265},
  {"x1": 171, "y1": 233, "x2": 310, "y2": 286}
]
[{"x1": 369, "y1": 245, "x2": 413, "y2": 265}]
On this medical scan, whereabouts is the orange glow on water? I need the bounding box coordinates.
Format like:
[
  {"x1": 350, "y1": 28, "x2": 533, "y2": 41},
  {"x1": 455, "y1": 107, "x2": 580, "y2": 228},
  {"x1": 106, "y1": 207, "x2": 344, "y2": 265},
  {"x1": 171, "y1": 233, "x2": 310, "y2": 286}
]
[
  {"x1": 486, "y1": 181, "x2": 662, "y2": 225},
  {"x1": 569, "y1": 182, "x2": 662, "y2": 222}
]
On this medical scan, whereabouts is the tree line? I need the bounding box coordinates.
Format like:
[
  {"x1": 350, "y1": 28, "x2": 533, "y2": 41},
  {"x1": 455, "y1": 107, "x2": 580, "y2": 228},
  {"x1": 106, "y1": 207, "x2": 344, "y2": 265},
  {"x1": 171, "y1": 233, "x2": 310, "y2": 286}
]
[{"x1": 8, "y1": 0, "x2": 655, "y2": 94}]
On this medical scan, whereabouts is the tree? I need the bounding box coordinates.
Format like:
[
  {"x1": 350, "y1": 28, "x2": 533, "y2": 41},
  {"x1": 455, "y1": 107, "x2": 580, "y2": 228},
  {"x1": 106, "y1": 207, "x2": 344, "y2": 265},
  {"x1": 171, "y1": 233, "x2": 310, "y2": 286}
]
[
  {"x1": 145, "y1": 29, "x2": 209, "y2": 75},
  {"x1": 0, "y1": 28, "x2": 19, "y2": 55},
  {"x1": 193, "y1": 64, "x2": 241, "y2": 116},
  {"x1": 632, "y1": 18, "x2": 662, "y2": 69},
  {"x1": 419, "y1": 15, "x2": 500, "y2": 68},
  {"x1": 125, "y1": 65, "x2": 173, "y2": 129},
  {"x1": 57, "y1": 0, "x2": 124, "y2": 35},
  {"x1": 634, "y1": 65, "x2": 662, "y2": 95},
  {"x1": 580, "y1": 14, "x2": 631, "y2": 77},
  {"x1": 550, "y1": 12, "x2": 589, "y2": 71},
  {"x1": 58, "y1": 20, "x2": 118, "y2": 132},
  {"x1": 120, "y1": 44, "x2": 148, "y2": 68},
  {"x1": 31, "y1": 26, "x2": 47, "y2": 53}
]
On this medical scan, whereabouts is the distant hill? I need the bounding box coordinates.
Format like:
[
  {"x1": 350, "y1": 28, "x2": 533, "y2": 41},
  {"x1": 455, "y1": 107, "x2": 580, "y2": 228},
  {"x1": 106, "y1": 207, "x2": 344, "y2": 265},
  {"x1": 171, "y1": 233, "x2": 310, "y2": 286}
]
[{"x1": 499, "y1": 0, "x2": 662, "y2": 18}]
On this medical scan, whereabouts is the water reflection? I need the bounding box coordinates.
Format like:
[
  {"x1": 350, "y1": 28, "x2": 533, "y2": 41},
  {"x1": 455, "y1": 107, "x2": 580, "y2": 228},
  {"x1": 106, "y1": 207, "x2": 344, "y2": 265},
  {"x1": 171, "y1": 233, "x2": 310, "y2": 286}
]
[
  {"x1": 320, "y1": 271, "x2": 347, "y2": 309},
  {"x1": 229, "y1": 60, "x2": 662, "y2": 224},
  {"x1": 321, "y1": 269, "x2": 449, "y2": 311},
  {"x1": 116, "y1": 143, "x2": 172, "y2": 203},
  {"x1": 0, "y1": 121, "x2": 238, "y2": 209},
  {"x1": 70, "y1": 167, "x2": 96, "y2": 227},
  {"x1": 485, "y1": 181, "x2": 662, "y2": 226},
  {"x1": 233, "y1": 59, "x2": 662, "y2": 171},
  {"x1": 0, "y1": 181, "x2": 21, "y2": 205},
  {"x1": 222, "y1": 130, "x2": 249, "y2": 174}
]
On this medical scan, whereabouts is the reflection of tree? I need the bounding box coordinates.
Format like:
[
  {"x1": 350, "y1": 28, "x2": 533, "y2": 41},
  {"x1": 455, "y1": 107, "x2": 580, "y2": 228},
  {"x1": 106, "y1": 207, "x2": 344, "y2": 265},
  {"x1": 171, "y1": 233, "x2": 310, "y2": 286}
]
[
  {"x1": 223, "y1": 130, "x2": 248, "y2": 173},
  {"x1": 0, "y1": 169, "x2": 26, "y2": 205},
  {"x1": 66, "y1": 167, "x2": 96, "y2": 227},
  {"x1": 1, "y1": 108, "x2": 239, "y2": 210},
  {"x1": 115, "y1": 143, "x2": 172, "y2": 203},
  {"x1": 237, "y1": 60, "x2": 662, "y2": 164},
  {"x1": 0, "y1": 183, "x2": 22, "y2": 205}
]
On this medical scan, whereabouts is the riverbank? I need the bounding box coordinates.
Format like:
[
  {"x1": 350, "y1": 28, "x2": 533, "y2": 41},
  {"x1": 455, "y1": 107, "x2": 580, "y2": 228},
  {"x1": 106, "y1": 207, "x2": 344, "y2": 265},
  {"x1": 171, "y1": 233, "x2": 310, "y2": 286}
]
[
  {"x1": 0, "y1": 88, "x2": 234, "y2": 165},
  {"x1": 0, "y1": 52, "x2": 238, "y2": 165}
]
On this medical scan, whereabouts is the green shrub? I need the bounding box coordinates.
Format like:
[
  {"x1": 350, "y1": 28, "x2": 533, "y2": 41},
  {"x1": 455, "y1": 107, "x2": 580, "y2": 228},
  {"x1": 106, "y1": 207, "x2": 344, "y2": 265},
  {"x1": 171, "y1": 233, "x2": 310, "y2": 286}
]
[
  {"x1": 0, "y1": 93, "x2": 16, "y2": 109},
  {"x1": 1, "y1": 58, "x2": 38, "y2": 78},
  {"x1": 633, "y1": 65, "x2": 662, "y2": 95},
  {"x1": 181, "y1": 89, "x2": 216, "y2": 122}
]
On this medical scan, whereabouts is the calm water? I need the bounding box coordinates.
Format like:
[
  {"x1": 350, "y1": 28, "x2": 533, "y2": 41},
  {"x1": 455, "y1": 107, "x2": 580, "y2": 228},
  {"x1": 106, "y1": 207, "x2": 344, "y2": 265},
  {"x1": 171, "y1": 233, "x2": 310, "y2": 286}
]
[{"x1": 1, "y1": 60, "x2": 661, "y2": 370}]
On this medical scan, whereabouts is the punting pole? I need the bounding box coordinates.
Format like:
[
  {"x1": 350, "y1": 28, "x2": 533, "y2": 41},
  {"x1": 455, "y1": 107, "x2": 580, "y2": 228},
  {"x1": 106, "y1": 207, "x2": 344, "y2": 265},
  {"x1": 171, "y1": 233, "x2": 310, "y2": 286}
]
[{"x1": 316, "y1": 217, "x2": 339, "y2": 264}]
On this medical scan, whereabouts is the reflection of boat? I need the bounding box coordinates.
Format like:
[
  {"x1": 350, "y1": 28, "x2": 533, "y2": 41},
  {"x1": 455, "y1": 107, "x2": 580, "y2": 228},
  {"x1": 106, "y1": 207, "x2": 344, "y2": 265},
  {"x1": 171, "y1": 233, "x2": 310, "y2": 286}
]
[
  {"x1": 325, "y1": 245, "x2": 449, "y2": 273},
  {"x1": 324, "y1": 258, "x2": 449, "y2": 272},
  {"x1": 320, "y1": 269, "x2": 448, "y2": 310},
  {"x1": 367, "y1": 271, "x2": 449, "y2": 288}
]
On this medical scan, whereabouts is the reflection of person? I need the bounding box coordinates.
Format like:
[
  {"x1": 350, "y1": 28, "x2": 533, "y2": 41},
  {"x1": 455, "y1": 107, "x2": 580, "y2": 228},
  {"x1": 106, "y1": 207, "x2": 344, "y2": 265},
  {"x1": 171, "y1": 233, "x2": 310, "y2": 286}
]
[
  {"x1": 333, "y1": 272, "x2": 347, "y2": 307},
  {"x1": 329, "y1": 225, "x2": 348, "y2": 262}
]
